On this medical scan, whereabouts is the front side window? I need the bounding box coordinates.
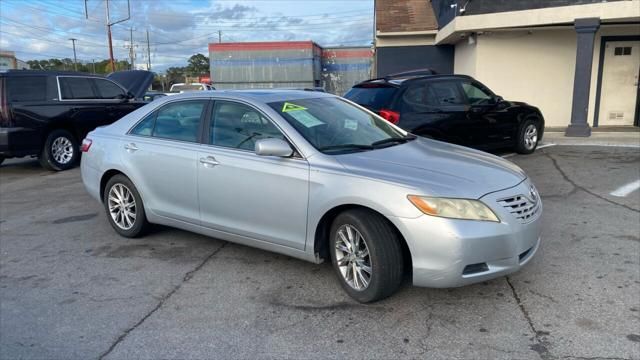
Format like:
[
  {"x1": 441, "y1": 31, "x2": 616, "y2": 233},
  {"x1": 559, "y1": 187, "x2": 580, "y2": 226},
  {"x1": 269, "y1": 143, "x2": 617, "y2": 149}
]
[
  {"x1": 152, "y1": 100, "x2": 206, "y2": 142},
  {"x1": 210, "y1": 101, "x2": 285, "y2": 151},
  {"x1": 59, "y1": 77, "x2": 97, "y2": 100},
  {"x1": 268, "y1": 97, "x2": 409, "y2": 154},
  {"x1": 461, "y1": 82, "x2": 493, "y2": 105},
  {"x1": 93, "y1": 78, "x2": 126, "y2": 99}
]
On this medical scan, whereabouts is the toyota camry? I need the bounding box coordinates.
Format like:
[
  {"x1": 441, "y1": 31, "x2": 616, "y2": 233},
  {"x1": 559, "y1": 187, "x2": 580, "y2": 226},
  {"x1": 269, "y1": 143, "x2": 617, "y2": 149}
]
[{"x1": 81, "y1": 90, "x2": 542, "y2": 303}]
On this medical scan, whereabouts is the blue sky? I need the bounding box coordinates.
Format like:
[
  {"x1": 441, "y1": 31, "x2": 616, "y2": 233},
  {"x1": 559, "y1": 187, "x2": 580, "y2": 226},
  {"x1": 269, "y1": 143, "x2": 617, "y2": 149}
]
[{"x1": 0, "y1": 0, "x2": 373, "y2": 72}]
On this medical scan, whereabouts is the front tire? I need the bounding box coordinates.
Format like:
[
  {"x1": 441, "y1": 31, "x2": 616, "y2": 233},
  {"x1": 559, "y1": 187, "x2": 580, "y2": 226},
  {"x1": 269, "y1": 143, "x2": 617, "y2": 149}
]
[
  {"x1": 515, "y1": 119, "x2": 540, "y2": 154},
  {"x1": 39, "y1": 129, "x2": 79, "y2": 171},
  {"x1": 330, "y1": 209, "x2": 404, "y2": 303},
  {"x1": 103, "y1": 174, "x2": 150, "y2": 238}
]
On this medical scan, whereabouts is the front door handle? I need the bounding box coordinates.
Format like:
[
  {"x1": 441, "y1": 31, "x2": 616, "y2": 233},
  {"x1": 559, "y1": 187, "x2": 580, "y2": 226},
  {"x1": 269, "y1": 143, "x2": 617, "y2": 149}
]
[
  {"x1": 199, "y1": 156, "x2": 219, "y2": 167},
  {"x1": 124, "y1": 143, "x2": 139, "y2": 152}
]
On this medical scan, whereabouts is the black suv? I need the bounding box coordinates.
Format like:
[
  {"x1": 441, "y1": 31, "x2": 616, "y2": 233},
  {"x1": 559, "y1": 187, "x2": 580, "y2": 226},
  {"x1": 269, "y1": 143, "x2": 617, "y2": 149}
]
[
  {"x1": 0, "y1": 70, "x2": 153, "y2": 170},
  {"x1": 344, "y1": 71, "x2": 545, "y2": 154}
]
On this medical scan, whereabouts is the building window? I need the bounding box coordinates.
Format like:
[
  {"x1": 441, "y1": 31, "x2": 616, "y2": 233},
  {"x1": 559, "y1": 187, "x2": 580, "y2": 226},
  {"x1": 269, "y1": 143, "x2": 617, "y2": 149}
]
[{"x1": 614, "y1": 47, "x2": 632, "y2": 56}]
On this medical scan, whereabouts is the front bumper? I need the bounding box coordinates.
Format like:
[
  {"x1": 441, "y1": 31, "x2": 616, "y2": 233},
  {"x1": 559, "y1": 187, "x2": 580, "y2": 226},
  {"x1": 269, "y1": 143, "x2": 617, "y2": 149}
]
[{"x1": 389, "y1": 180, "x2": 543, "y2": 288}]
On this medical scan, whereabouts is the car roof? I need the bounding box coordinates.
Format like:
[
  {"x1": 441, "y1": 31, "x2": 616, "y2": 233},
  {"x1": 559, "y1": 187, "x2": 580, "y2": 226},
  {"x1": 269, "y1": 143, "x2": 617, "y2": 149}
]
[
  {"x1": 0, "y1": 70, "x2": 102, "y2": 77},
  {"x1": 160, "y1": 89, "x2": 334, "y2": 103},
  {"x1": 353, "y1": 74, "x2": 475, "y2": 88}
]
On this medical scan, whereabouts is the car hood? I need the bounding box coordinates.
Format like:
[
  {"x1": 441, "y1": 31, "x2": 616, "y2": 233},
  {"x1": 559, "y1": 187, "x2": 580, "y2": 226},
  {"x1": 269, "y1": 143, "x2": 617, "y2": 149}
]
[
  {"x1": 335, "y1": 138, "x2": 526, "y2": 199},
  {"x1": 107, "y1": 70, "x2": 154, "y2": 99}
]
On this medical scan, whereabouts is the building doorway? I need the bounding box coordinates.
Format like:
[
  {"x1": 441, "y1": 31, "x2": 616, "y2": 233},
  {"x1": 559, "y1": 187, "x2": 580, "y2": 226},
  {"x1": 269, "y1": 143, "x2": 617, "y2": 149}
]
[{"x1": 597, "y1": 39, "x2": 640, "y2": 127}]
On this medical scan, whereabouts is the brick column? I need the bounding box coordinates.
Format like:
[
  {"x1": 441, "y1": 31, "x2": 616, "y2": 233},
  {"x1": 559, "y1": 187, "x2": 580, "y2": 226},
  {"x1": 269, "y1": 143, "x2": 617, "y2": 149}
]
[{"x1": 565, "y1": 18, "x2": 600, "y2": 137}]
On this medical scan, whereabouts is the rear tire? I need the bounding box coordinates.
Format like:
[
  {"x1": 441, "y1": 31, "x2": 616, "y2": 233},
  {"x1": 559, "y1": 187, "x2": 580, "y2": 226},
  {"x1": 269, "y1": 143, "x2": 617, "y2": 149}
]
[
  {"x1": 515, "y1": 119, "x2": 540, "y2": 154},
  {"x1": 329, "y1": 209, "x2": 404, "y2": 303},
  {"x1": 39, "y1": 129, "x2": 79, "y2": 171},
  {"x1": 103, "y1": 174, "x2": 150, "y2": 238}
]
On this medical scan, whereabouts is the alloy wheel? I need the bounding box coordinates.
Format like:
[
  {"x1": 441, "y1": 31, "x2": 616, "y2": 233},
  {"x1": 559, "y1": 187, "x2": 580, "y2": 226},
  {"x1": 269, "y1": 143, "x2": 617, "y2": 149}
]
[
  {"x1": 51, "y1": 136, "x2": 74, "y2": 164},
  {"x1": 524, "y1": 124, "x2": 538, "y2": 150},
  {"x1": 334, "y1": 224, "x2": 372, "y2": 291},
  {"x1": 107, "y1": 184, "x2": 137, "y2": 230}
]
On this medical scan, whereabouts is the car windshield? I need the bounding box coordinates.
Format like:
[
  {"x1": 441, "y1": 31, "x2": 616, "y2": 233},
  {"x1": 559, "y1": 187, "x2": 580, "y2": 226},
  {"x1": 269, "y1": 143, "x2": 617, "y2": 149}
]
[
  {"x1": 170, "y1": 84, "x2": 202, "y2": 92},
  {"x1": 268, "y1": 97, "x2": 413, "y2": 154}
]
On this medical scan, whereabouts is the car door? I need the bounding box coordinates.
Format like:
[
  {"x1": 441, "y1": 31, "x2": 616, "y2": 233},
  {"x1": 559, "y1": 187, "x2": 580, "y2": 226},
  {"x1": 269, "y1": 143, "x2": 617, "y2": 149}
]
[
  {"x1": 92, "y1": 77, "x2": 138, "y2": 121},
  {"x1": 401, "y1": 80, "x2": 468, "y2": 145},
  {"x1": 460, "y1": 80, "x2": 514, "y2": 147},
  {"x1": 123, "y1": 99, "x2": 209, "y2": 224},
  {"x1": 198, "y1": 100, "x2": 310, "y2": 250},
  {"x1": 57, "y1": 76, "x2": 115, "y2": 137}
]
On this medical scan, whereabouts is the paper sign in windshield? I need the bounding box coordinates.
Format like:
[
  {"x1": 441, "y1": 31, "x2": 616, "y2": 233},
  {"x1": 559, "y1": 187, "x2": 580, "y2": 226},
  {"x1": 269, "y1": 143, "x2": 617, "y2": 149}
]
[
  {"x1": 282, "y1": 102, "x2": 307, "y2": 112},
  {"x1": 344, "y1": 119, "x2": 358, "y2": 130},
  {"x1": 289, "y1": 111, "x2": 325, "y2": 128}
]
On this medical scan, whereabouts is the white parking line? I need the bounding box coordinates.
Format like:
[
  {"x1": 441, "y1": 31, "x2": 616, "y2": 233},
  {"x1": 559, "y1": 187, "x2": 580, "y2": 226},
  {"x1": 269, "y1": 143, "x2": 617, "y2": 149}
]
[
  {"x1": 501, "y1": 144, "x2": 556, "y2": 159},
  {"x1": 610, "y1": 180, "x2": 640, "y2": 197},
  {"x1": 537, "y1": 143, "x2": 556, "y2": 150}
]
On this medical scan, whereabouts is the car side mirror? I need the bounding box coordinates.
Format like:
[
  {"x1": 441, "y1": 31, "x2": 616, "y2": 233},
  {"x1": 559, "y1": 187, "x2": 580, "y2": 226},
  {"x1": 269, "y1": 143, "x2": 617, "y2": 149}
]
[
  {"x1": 494, "y1": 95, "x2": 504, "y2": 104},
  {"x1": 254, "y1": 138, "x2": 293, "y2": 157}
]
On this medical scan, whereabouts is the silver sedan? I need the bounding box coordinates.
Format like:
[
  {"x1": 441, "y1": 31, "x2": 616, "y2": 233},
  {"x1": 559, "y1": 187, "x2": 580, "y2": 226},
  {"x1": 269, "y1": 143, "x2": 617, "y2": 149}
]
[{"x1": 81, "y1": 90, "x2": 542, "y2": 303}]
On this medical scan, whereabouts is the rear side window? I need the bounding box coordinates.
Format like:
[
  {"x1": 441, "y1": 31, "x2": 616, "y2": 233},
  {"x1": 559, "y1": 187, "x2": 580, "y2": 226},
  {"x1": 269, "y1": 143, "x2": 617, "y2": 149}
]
[
  {"x1": 344, "y1": 86, "x2": 396, "y2": 110},
  {"x1": 153, "y1": 100, "x2": 207, "y2": 142},
  {"x1": 93, "y1": 78, "x2": 126, "y2": 99},
  {"x1": 425, "y1": 81, "x2": 465, "y2": 106},
  {"x1": 59, "y1": 77, "x2": 97, "y2": 100},
  {"x1": 130, "y1": 113, "x2": 155, "y2": 136},
  {"x1": 6, "y1": 76, "x2": 47, "y2": 102}
]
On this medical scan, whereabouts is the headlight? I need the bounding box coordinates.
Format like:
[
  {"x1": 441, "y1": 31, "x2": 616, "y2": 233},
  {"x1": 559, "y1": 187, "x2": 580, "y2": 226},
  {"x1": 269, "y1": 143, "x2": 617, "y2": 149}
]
[{"x1": 407, "y1": 195, "x2": 499, "y2": 222}]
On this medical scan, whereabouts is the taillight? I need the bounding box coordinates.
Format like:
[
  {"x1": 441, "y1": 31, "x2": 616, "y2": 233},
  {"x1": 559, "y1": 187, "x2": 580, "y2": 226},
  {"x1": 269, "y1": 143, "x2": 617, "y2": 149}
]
[
  {"x1": 379, "y1": 109, "x2": 400, "y2": 124},
  {"x1": 80, "y1": 138, "x2": 93, "y2": 152}
]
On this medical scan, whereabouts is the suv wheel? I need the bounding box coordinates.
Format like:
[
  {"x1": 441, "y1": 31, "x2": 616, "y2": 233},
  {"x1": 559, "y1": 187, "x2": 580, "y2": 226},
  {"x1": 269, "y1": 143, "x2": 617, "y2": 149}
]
[
  {"x1": 329, "y1": 209, "x2": 404, "y2": 303},
  {"x1": 40, "y1": 129, "x2": 78, "y2": 171},
  {"x1": 515, "y1": 119, "x2": 539, "y2": 154},
  {"x1": 103, "y1": 174, "x2": 150, "y2": 238}
]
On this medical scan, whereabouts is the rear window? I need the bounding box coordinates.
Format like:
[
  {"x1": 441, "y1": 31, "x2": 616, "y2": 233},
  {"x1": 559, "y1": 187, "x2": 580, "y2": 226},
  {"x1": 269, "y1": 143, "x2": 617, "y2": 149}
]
[
  {"x1": 344, "y1": 86, "x2": 397, "y2": 110},
  {"x1": 6, "y1": 76, "x2": 47, "y2": 102}
]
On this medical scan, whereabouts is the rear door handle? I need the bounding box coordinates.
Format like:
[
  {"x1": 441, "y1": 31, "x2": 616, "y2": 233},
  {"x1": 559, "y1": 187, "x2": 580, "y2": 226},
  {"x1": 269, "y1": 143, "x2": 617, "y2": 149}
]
[
  {"x1": 199, "y1": 156, "x2": 219, "y2": 167},
  {"x1": 124, "y1": 143, "x2": 139, "y2": 152}
]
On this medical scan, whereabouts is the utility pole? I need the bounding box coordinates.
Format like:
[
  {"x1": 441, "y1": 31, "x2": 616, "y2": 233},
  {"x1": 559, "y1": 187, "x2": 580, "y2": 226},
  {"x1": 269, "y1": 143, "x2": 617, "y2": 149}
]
[
  {"x1": 97, "y1": 0, "x2": 130, "y2": 73},
  {"x1": 128, "y1": 27, "x2": 135, "y2": 70},
  {"x1": 69, "y1": 38, "x2": 78, "y2": 71},
  {"x1": 146, "y1": 29, "x2": 151, "y2": 70},
  {"x1": 92, "y1": 59, "x2": 96, "y2": 73},
  {"x1": 218, "y1": 30, "x2": 222, "y2": 43}
]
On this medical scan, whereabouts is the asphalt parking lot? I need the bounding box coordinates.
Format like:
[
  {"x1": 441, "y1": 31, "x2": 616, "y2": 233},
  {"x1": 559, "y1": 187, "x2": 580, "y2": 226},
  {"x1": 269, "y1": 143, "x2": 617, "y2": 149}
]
[{"x1": 1, "y1": 145, "x2": 639, "y2": 360}]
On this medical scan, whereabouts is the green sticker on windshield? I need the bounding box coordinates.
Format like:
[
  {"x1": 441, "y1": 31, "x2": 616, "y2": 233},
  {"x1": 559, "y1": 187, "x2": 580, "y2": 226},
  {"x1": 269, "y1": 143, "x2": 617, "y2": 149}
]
[{"x1": 282, "y1": 102, "x2": 307, "y2": 112}]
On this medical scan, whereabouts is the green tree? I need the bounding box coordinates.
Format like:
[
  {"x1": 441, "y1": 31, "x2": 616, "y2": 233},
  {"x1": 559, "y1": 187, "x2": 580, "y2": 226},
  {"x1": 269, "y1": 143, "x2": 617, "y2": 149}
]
[{"x1": 186, "y1": 53, "x2": 209, "y2": 76}]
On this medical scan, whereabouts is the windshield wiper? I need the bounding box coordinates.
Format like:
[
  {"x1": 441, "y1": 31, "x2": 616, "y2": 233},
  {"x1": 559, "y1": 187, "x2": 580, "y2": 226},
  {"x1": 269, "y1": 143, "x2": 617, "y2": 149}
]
[
  {"x1": 370, "y1": 135, "x2": 417, "y2": 148},
  {"x1": 318, "y1": 144, "x2": 374, "y2": 153}
]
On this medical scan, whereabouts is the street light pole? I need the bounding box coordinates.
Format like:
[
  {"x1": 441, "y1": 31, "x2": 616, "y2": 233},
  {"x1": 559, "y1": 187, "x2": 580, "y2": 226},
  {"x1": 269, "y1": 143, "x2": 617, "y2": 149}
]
[{"x1": 69, "y1": 38, "x2": 78, "y2": 71}]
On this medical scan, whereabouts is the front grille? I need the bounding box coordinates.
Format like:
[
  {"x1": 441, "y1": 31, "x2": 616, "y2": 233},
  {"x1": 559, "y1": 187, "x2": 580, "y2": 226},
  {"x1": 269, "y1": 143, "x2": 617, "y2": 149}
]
[{"x1": 497, "y1": 194, "x2": 540, "y2": 223}]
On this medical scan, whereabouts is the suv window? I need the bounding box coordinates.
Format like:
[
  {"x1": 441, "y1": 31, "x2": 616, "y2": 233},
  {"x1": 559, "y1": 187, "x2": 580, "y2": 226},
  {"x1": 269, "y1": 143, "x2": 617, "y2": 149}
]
[
  {"x1": 152, "y1": 100, "x2": 206, "y2": 142},
  {"x1": 59, "y1": 77, "x2": 97, "y2": 100},
  {"x1": 94, "y1": 78, "x2": 126, "y2": 99},
  {"x1": 210, "y1": 101, "x2": 285, "y2": 151},
  {"x1": 401, "y1": 83, "x2": 430, "y2": 113},
  {"x1": 7, "y1": 76, "x2": 47, "y2": 102},
  {"x1": 344, "y1": 86, "x2": 396, "y2": 110},
  {"x1": 462, "y1": 82, "x2": 493, "y2": 105},
  {"x1": 424, "y1": 81, "x2": 465, "y2": 106}
]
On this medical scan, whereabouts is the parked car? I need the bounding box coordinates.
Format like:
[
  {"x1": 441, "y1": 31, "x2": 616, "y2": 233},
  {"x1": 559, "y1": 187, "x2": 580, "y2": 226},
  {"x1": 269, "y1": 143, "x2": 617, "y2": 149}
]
[
  {"x1": 81, "y1": 90, "x2": 542, "y2": 303},
  {"x1": 344, "y1": 72, "x2": 545, "y2": 154},
  {"x1": 166, "y1": 83, "x2": 215, "y2": 95},
  {"x1": 0, "y1": 70, "x2": 154, "y2": 169}
]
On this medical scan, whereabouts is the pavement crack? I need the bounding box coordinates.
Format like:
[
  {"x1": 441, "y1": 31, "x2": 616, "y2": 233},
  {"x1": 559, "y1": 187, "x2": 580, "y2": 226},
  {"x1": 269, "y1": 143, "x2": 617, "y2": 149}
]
[
  {"x1": 506, "y1": 276, "x2": 552, "y2": 360},
  {"x1": 542, "y1": 150, "x2": 639, "y2": 213},
  {"x1": 97, "y1": 242, "x2": 228, "y2": 360}
]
